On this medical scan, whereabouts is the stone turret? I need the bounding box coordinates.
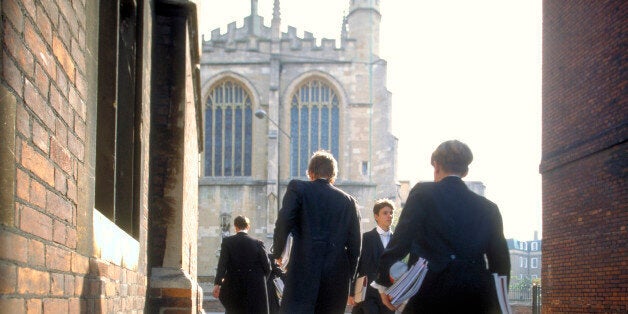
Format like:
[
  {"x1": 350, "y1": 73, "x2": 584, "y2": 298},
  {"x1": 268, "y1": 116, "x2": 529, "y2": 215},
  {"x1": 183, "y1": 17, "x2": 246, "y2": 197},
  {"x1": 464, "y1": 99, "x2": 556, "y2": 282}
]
[
  {"x1": 245, "y1": 0, "x2": 263, "y2": 36},
  {"x1": 346, "y1": 0, "x2": 380, "y2": 59}
]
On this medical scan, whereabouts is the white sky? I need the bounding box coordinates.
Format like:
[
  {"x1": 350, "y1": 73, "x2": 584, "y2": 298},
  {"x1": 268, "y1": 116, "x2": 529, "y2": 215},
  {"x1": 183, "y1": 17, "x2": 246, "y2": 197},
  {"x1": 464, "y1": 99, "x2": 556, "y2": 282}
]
[{"x1": 198, "y1": 0, "x2": 543, "y2": 240}]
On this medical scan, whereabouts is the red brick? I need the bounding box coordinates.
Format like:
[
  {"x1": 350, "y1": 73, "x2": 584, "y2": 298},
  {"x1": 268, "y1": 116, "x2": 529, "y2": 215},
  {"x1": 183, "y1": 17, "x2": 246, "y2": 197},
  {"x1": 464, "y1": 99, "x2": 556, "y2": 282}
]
[
  {"x1": 49, "y1": 86, "x2": 73, "y2": 128},
  {"x1": 66, "y1": 178, "x2": 77, "y2": 204},
  {"x1": 52, "y1": 36, "x2": 75, "y2": 83},
  {"x1": 3, "y1": 51, "x2": 24, "y2": 98},
  {"x1": 66, "y1": 227, "x2": 77, "y2": 249},
  {"x1": 35, "y1": 4, "x2": 53, "y2": 44},
  {"x1": 162, "y1": 288, "x2": 192, "y2": 298},
  {"x1": 46, "y1": 245, "x2": 71, "y2": 272},
  {"x1": 64, "y1": 274, "x2": 75, "y2": 296},
  {"x1": 34, "y1": 63, "x2": 50, "y2": 99},
  {"x1": 54, "y1": 169, "x2": 68, "y2": 195},
  {"x1": 21, "y1": 142, "x2": 54, "y2": 186},
  {"x1": 24, "y1": 80, "x2": 55, "y2": 131},
  {"x1": 75, "y1": 72, "x2": 87, "y2": 99},
  {"x1": 105, "y1": 280, "x2": 117, "y2": 297},
  {"x1": 54, "y1": 118, "x2": 68, "y2": 147},
  {"x1": 107, "y1": 264, "x2": 120, "y2": 281},
  {"x1": 3, "y1": 0, "x2": 24, "y2": 31},
  {"x1": 543, "y1": 2, "x2": 626, "y2": 312},
  {"x1": 73, "y1": 275, "x2": 84, "y2": 296},
  {"x1": 0, "y1": 298, "x2": 25, "y2": 313},
  {"x1": 50, "y1": 138, "x2": 72, "y2": 175},
  {"x1": 0, "y1": 229, "x2": 28, "y2": 263},
  {"x1": 28, "y1": 239, "x2": 45, "y2": 267},
  {"x1": 4, "y1": 21, "x2": 35, "y2": 77},
  {"x1": 43, "y1": 298, "x2": 68, "y2": 314},
  {"x1": 71, "y1": 252, "x2": 89, "y2": 275},
  {"x1": 50, "y1": 272, "x2": 64, "y2": 296},
  {"x1": 71, "y1": 38, "x2": 85, "y2": 73},
  {"x1": 0, "y1": 262, "x2": 17, "y2": 293},
  {"x1": 73, "y1": 115, "x2": 86, "y2": 141},
  {"x1": 40, "y1": 1, "x2": 59, "y2": 28},
  {"x1": 18, "y1": 266, "x2": 50, "y2": 295},
  {"x1": 72, "y1": 0, "x2": 86, "y2": 28},
  {"x1": 26, "y1": 298, "x2": 42, "y2": 314},
  {"x1": 89, "y1": 259, "x2": 108, "y2": 276},
  {"x1": 24, "y1": 21, "x2": 56, "y2": 83},
  {"x1": 93, "y1": 297, "x2": 106, "y2": 312},
  {"x1": 32, "y1": 120, "x2": 50, "y2": 155},
  {"x1": 55, "y1": 64, "x2": 68, "y2": 95},
  {"x1": 16, "y1": 168, "x2": 30, "y2": 201},
  {"x1": 52, "y1": 219, "x2": 67, "y2": 245},
  {"x1": 58, "y1": 0, "x2": 78, "y2": 37},
  {"x1": 68, "y1": 298, "x2": 80, "y2": 313},
  {"x1": 29, "y1": 179, "x2": 47, "y2": 209},
  {"x1": 66, "y1": 132, "x2": 84, "y2": 162},
  {"x1": 89, "y1": 277, "x2": 105, "y2": 297},
  {"x1": 21, "y1": 0, "x2": 36, "y2": 19},
  {"x1": 68, "y1": 87, "x2": 85, "y2": 121},
  {"x1": 20, "y1": 205, "x2": 52, "y2": 241},
  {"x1": 46, "y1": 190, "x2": 73, "y2": 222}
]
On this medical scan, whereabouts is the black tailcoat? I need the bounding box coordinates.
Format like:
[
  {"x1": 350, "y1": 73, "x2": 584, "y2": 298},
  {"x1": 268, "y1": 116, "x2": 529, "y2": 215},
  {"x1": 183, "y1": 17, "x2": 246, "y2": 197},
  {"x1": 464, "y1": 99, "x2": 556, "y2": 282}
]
[
  {"x1": 376, "y1": 176, "x2": 511, "y2": 313},
  {"x1": 351, "y1": 228, "x2": 394, "y2": 314},
  {"x1": 215, "y1": 232, "x2": 271, "y2": 314},
  {"x1": 272, "y1": 179, "x2": 362, "y2": 314}
]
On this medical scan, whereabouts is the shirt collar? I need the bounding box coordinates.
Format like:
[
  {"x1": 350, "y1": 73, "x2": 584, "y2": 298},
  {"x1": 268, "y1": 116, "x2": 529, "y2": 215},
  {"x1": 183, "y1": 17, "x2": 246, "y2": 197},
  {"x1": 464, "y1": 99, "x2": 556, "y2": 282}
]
[{"x1": 376, "y1": 225, "x2": 391, "y2": 235}]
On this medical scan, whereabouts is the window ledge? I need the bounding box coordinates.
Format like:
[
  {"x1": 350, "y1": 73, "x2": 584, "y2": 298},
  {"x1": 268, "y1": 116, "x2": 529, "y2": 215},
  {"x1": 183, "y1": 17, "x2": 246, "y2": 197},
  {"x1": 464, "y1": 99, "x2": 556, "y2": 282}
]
[{"x1": 93, "y1": 210, "x2": 139, "y2": 270}]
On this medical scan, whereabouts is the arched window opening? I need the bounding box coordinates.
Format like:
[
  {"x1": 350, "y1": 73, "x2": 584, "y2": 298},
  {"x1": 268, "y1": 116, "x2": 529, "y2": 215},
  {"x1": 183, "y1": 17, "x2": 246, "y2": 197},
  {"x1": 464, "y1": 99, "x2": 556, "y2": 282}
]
[
  {"x1": 205, "y1": 79, "x2": 252, "y2": 176},
  {"x1": 290, "y1": 80, "x2": 340, "y2": 177}
]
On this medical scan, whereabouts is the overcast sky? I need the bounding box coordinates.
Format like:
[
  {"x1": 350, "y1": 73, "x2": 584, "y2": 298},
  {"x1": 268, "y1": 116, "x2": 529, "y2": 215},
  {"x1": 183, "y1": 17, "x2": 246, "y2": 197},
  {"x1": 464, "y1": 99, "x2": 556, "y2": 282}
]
[{"x1": 198, "y1": 0, "x2": 543, "y2": 240}]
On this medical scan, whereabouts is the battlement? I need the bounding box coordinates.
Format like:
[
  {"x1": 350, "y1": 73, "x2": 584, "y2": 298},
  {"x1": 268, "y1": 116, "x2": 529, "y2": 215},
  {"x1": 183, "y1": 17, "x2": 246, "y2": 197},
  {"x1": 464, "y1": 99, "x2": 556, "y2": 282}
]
[
  {"x1": 206, "y1": 15, "x2": 273, "y2": 43},
  {"x1": 202, "y1": 19, "x2": 356, "y2": 63}
]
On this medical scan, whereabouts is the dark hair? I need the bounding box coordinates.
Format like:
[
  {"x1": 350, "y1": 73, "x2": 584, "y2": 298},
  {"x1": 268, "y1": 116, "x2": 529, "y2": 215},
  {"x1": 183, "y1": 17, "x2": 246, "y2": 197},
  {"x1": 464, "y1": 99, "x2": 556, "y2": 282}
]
[
  {"x1": 307, "y1": 150, "x2": 338, "y2": 182},
  {"x1": 233, "y1": 215, "x2": 250, "y2": 230},
  {"x1": 373, "y1": 199, "x2": 395, "y2": 216},
  {"x1": 430, "y1": 140, "x2": 473, "y2": 175}
]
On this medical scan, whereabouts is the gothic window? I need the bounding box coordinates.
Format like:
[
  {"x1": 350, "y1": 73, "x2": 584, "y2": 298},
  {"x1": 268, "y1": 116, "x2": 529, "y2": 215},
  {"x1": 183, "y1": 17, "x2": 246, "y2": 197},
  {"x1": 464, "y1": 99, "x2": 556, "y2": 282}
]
[
  {"x1": 205, "y1": 80, "x2": 252, "y2": 176},
  {"x1": 289, "y1": 80, "x2": 340, "y2": 177}
]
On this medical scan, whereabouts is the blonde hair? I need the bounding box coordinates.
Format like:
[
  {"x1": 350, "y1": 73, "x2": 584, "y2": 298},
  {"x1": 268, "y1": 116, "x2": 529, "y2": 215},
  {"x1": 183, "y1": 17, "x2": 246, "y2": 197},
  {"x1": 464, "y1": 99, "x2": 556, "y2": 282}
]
[{"x1": 431, "y1": 140, "x2": 473, "y2": 175}]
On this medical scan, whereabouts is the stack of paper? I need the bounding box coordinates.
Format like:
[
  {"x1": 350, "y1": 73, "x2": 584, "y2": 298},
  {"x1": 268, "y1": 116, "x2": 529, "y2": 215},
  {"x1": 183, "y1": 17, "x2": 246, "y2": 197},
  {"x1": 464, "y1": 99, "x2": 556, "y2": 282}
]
[
  {"x1": 353, "y1": 276, "x2": 368, "y2": 303},
  {"x1": 273, "y1": 277, "x2": 284, "y2": 304},
  {"x1": 280, "y1": 234, "x2": 293, "y2": 273},
  {"x1": 386, "y1": 258, "x2": 428, "y2": 307},
  {"x1": 493, "y1": 273, "x2": 512, "y2": 314}
]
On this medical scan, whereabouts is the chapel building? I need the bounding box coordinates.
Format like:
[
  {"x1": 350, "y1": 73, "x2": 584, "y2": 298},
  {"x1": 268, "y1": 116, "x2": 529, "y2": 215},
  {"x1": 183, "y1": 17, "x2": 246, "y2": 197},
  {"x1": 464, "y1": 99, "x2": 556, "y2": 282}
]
[{"x1": 197, "y1": 0, "x2": 398, "y2": 287}]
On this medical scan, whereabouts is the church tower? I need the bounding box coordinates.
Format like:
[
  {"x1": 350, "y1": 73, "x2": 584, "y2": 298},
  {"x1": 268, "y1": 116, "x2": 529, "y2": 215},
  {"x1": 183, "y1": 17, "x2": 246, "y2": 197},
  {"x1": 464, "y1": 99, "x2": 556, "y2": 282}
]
[{"x1": 345, "y1": 0, "x2": 381, "y2": 59}]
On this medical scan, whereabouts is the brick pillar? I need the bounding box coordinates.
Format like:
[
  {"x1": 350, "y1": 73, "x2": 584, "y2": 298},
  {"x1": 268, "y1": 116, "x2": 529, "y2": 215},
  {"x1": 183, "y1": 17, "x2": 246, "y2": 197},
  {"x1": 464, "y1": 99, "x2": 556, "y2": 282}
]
[{"x1": 149, "y1": 268, "x2": 202, "y2": 313}]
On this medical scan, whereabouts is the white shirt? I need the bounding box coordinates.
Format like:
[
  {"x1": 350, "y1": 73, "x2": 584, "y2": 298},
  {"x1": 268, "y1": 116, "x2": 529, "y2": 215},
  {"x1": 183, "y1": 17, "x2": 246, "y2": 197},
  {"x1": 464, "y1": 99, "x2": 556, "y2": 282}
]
[
  {"x1": 376, "y1": 225, "x2": 392, "y2": 248},
  {"x1": 371, "y1": 226, "x2": 393, "y2": 293}
]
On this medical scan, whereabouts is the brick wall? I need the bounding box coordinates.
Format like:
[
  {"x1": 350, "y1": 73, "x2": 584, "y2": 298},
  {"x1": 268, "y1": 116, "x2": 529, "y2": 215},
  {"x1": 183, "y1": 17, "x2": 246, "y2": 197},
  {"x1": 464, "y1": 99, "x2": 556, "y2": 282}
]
[
  {"x1": 541, "y1": 1, "x2": 627, "y2": 313},
  {"x1": 0, "y1": 0, "x2": 149, "y2": 312}
]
